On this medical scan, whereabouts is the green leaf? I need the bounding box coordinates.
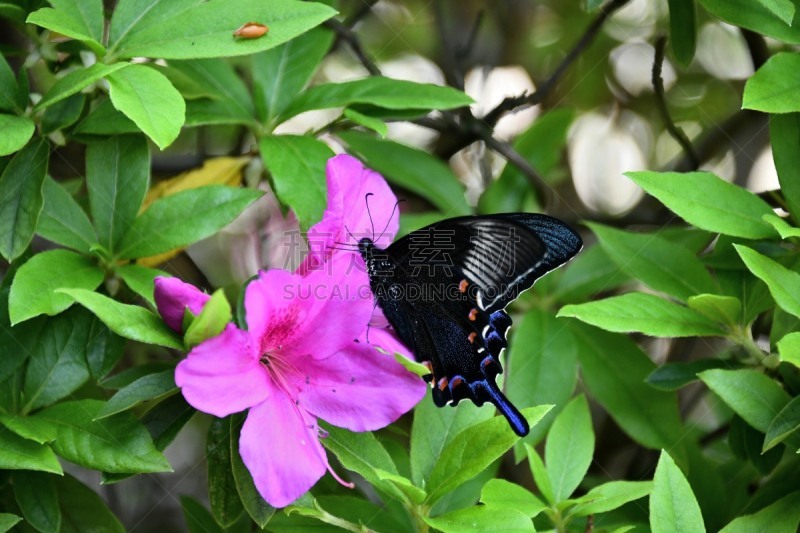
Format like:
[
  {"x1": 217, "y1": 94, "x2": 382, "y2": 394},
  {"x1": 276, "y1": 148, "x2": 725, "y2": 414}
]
[
  {"x1": 181, "y1": 496, "x2": 223, "y2": 533},
  {"x1": 0, "y1": 54, "x2": 18, "y2": 113},
  {"x1": 11, "y1": 471, "x2": 60, "y2": 533},
  {"x1": 480, "y1": 478, "x2": 545, "y2": 518},
  {"x1": 755, "y1": 0, "x2": 796, "y2": 24},
  {"x1": 770, "y1": 114, "x2": 800, "y2": 222},
  {"x1": 95, "y1": 369, "x2": 176, "y2": 419},
  {"x1": 85, "y1": 316, "x2": 125, "y2": 380},
  {"x1": 646, "y1": 359, "x2": 733, "y2": 391},
  {"x1": 778, "y1": 332, "x2": 800, "y2": 368},
  {"x1": 0, "y1": 137, "x2": 49, "y2": 262},
  {"x1": 142, "y1": 394, "x2": 195, "y2": 452},
  {"x1": 25, "y1": 7, "x2": 104, "y2": 55},
  {"x1": 35, "y1": 63, "x2": 129, "y2": 111},
  {"x1": 507, "y1": 309, "x2": 578, "y2": 445},
  {"x1": 525, "y1": 444, "x2": 554, "y2": 504},
  {"x1": 668, "y1": 0, "x2": 697, "y2": 66},
  {"x1": 113, "y1": 0, "x2": 337, "y2": 60},
  {"x1": 253, "y1": 27, "x2": 333, "y2": 124},
  {"x1": 260, "y1": 135, "x2": 331, "y2": 231},
  {"x1": 0, "y1": 114, "x2": 34, "y2": 156},
  {"x1": 545, "y1": 395, "x2": 594, "y2": 502},
  {"x1": 108, "y1": 0, "x2": 201, "y2": 49},
  {"x1": 207, "y1": 417, "x2": 244, "y2": 528},
  {"x1": 686, "y1": 294, "x2": 741, "y2": 327},
  {"x1": 339, "y1": 131, "x2": 470, "y2": 215},
  {"x1": 41, "y1": 92, "x2": 85, "y2": 134},
  {"x1": 0, "y1": 412, "x2": 57, "y2": 444},
  {"x1": 697, "y1": 0, "x2": 800, "y2": 43},
  {"x1": 229, "y1": 415, "x2": 275, "y2": 528},
  {"x1": 49, "y1": 0, "x2": 103, "y2": 41},
  {"x1": 108, "y1": 65, "x2": 185, "y2": 149},
  {"x1": 569, "y1": 480, "x2": 653, "y2": 517},
  {"x1": 425, "y1": 406, "x2": 551, "y2": 505},
  {"x1": 33, "y1": 399, "x2": 171, "y2": 473},
  {"x1": 74, "y1": 97, "x2": 138, "y2": 136},
  {"x1": 764, "y1": 213, "x2": 800, "y2": 239},
  {"x1": 559, "y1": 293, "x2": 726, "y2": 337},
  {"x1": 719, "y1": 491, "x2": 800, "y2": 532},
  {"x1": 736, "y1": 245, "x2": 800, "y2": 319},
  {"x1": 343, "y1": 108, "x2": 388, "y2": 137},
  {"x1": 0, "y1": 427, "x2": 62, "y2": 474},
  {"x1": 423, "y1": 505, "x2": 534, "y2": 533},
  {"x1": 57, "y1": 288, "x2": 183, "y2": 349},
  {"x1": 116, "y1": 264, "x2": 165, "y2": 307},
  {"x1": 115, "y1": 185, "x2": 262, "y2": 259},
  {"x1": 550, "y1": 245, "x2": 630, "y2": 303},
  {"x1": 743, "y1": 53, "x2": 800, "y2": 113},
  {"x1": 410, "y1": 397, "x2": 493, "y2": 486},
  {"x1": 569, "y1": 322, "x2": 685, "y2": 452},
  {"x1": 0, "y1": 514, "x2": 21, "y2": 533},
  {"x1": 282, "y1": 76, "x2": 472, "y2": 121},
  {"x1": 9, "y1": 249, "x2": 103, "y2": 324},
  {"x1": 184, "y1": 289, "x2": 231, "y2": 349},
  {"x1": 588, "y1": 222, "x2": 717, "y2": 301},
  {"x1": 763, "y1": 395, "x2": 800, "y2": 451},
  {"x1": 650, "y1": 451, "x2": 705, "y2": 533},
  {"x1": 626, "y1": 171, "x2": 775, "y2": 239},
  {"x1": 699, "y1": 369, "x2": 791, "y2": 433},
  {"x1": 55, "y1": 474, "x2": 124, "y2": 533},
  {"x1": 86, "y1": 135, "x2": 150, "y2": 252}
]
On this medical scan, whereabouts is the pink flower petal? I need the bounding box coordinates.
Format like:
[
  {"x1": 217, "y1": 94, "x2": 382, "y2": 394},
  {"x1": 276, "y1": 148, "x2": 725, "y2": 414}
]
[
  {"x1": 296, "y1": 340, "x2": 426, "y2": 431},
  {"x1": 175, "y1": 324, "x2": 271, "y2": 417},
  {"x1": 243, "y1": 268, "x2": 300, "y2": 352},
  {"x1": 239, "y1": 394, "x2": 327, "y2": 508},
  {"x1": 154, "y1": 277, "x2": 211, "y2": 332}
]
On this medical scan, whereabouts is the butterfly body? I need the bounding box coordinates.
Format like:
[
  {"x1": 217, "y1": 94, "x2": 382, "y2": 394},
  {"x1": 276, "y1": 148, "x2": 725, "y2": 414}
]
[{"x1": 359, "y1": 213, "x2": 582, "y2": 437}]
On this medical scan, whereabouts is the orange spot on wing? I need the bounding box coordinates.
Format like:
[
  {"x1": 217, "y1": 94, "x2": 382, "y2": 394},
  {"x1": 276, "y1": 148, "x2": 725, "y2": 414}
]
[
  {"x1": 468, "y1": 308, "x2": 478, "y2": 321},
  {"x1": 450, "y1": 376, "x2": 464, "y2": 388},
  {"x1": 458, "y1": 279, "x2": 469, "y2": 293},
  {"x1": 438, "y1": 377, "x2": 449, "y2": 391},
  {"x1": 468, "y1": 332, "x2": 477, "y2": 344}
]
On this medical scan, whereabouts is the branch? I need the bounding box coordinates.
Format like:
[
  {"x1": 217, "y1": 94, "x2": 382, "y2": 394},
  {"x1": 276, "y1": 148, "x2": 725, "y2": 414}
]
[
  {"x1": 325, "y1": 10, "x2": 381, "y2": 76},
  {"x1": 652, "y1": 35, "x2": 699, "y2": 170},
  {"x1": 481, "y1": 135, "x2": 551, "y2": 207}
]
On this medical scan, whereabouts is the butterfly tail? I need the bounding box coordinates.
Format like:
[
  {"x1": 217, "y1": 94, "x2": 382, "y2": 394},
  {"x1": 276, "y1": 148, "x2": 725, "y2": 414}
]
[{"x1": 478, "y1": 380, "x2": 529, "y2": 437}]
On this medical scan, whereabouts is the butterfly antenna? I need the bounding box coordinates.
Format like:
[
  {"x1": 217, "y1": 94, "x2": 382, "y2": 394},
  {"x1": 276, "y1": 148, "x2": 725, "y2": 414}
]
[
  {"x1": 364, "y1": 192, "x2": 377, "y2": 241},
  {"x1": 375, "y1": 199, "x2": 405, "y2": 243}
]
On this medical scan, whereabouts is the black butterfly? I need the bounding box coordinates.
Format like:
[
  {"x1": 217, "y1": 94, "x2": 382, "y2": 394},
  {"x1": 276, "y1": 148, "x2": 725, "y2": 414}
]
[{"x1": 358, "y1": 213, "x2": 582, "y2": 436}]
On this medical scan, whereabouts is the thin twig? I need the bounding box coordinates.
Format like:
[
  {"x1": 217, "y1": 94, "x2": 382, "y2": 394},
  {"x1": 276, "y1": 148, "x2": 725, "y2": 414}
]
[
  {"x1": 482, "y1": 135, "x2": 551, "y2": 206},
  {"x1": 325, "y1": 18, "x2": 382, "y2": 76},
  {"x1": 653, "y1": 35, "x2": 699, "y2": 169}
]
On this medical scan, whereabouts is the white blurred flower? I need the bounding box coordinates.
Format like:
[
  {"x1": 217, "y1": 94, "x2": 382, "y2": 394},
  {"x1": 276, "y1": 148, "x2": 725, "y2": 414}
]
[
  {"x1": 700, "y1": 149, "x2": 736, "y2": 182},
  {"x1": 654, "y1": 121, "x2": 701, "y2": 167},
  {"x1": 696, "y1": 23, "x2": 754, "y2": 80},
  {"x1": 748, "y1": 147, "x2": 779, "y2": 192},
  {"x1": 568, "y1": 110, "x2": 648, "y2": 216},
  {"x1": 611, "y1": 41, "x2": 675, "y2": 96},
  {"x1": 605, "y1": 0, "x2": 665, "y2": 42},
  {"x1": 464, "y1": 65, "x2": 539, "y2": 140},
  {"x1": 273, "y1": 109, "x2": 341, "y2": 136}
]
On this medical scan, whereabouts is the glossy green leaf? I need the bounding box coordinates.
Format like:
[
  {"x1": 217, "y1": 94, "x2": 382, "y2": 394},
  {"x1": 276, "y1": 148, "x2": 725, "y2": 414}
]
[
  {"x1": 33, "y1": 399, "x2": 171, "y2": 473},
  {"x1": 525, "y1": 444, "x2": 554, "y2": 504},
  {"x1": 559, "y1": 293, "x2": 726, "y2": 337},
  {"x1": 698, "y1": 0, "x2": 800, "y2": 43},
  {"x1": 108, "y1": 0, "x2": 201, "y2": 48},
  {"x1": 686, "y1": 294, "x2": 741, "y2": 327},
  {"x1": 507, "y1": 309, "x2": 579, "y2": 445},
  {"x1": 650, "y1": 451, "x2": 705, "y2": 533},
  {"x1": 424, "y1": 505, "x2": 534, "y2": 533},
  {"x1": 0, "y1": 412, "x2": 57, "y2": 444},
  {"x1": 116, "y1": 264, "x2": 165, "y2": 307},
  {"x1": 339, "y1": 131, "x2": 470, "y2": 215},
  {"x1": 168, "y1": 59, "x2": 254, "y2": 127},
  {"x1": 480, "y1": 478, "x2": 545, "y2": 518},
  {"x1": 35, "y1": 63, "x2": 129, "y2": 111},
  {"x1": 0, "y1": 514, "x2": 21, "y2": 533},
  {"x1": 550, "y1": 244, "x2": 630, "y2": 302},
  {"x1": 207, "y1": 417, "x2": 244, "y2": 527},
  {"x1": 410, "y1": 397, "x2": 493, "y2": 486},
  {"x1": 74, "y1": 98, "x2": 138, "y2": 136},
  {"x1": 588, "y1": 222, "x2": 717, "y2": 300},
  {"x1": 570, "y1": 480, "x2": 652, "y2": 517},
  {"x1": 253, "y1": 27, "x2": 333, "y2": 124},
  {"x1": 86, "y1": 134, "x2": 150, "y2": 252},
  {"x1": 719, "y1": 491, "x2": 800, "y2": 532},
  {"x1": 569, "y1": 321, "x2": 685, "y2": 452},
  {"x1": 108, "y1": 65, "x2": 185, "y2": 149},
  {"x1": 425, "y1": 406, "x2": 550, "y2": 505},
  {"x1": 626, "y1": 171, "x2": 775, "y2": 239},
  {"x1": 546, "y1": 395, "x2": 594, "y2": 502},
  {"x1": 764, "y1": 213, "x2": 800, "y2": 239},
  {"x1": 770, "y1": 113, "x2": 800, "y2": 222},
  {"x1": 0, "y1": 54, "x2": 18, "y2": 112},
  {"x1": 115, "y1": 185, "x2": 262, "y2": 259},
  {"x1": 85, "y1": 316, "x2": 125, "y2": 380},
  {"x1": 57, "y1": 288, "x2": 182, "y2": 349},
  {"x1": 181, "y1": 496, "x2": 223, "y2": 533},
  {"x1": 699, "y1": 369, "x2": 790, "y2": 433},
  {"x1": 646, "y1": 359, "x2": 732, "y2": 391},
  {"x1": 0, "y1": 137, "x2": 49, "y2": 261},
  {"x1": 184, "y1": 289, "x2": 231, "y2": 349},
  {"x1": 50, "y1": 0, "x2": 103, "y2": 40},
  {"x1": 9, "y1": 249, "x2": 103, "y2": 324},
  {"x1": 743, "y1": 53, "x2": 800, "y2": 113},
  {"x1": 260, "y1": 135, "x2": 331, "y2": 231},
  {"x1": 343, "y1": 108, "x2": 388, "y2": 137},
  {"x1": 0, "y1": 427, "x2": 62, "y2": 474},
  {"x1": 778, "y1": 332, "x2": 800, "y2": 368},
  {"x1": 282, "y1": 76, "x2": 472, "y2": 120},
  {"x1": 229, "y1": 415, "x2": 275, "y2": 527},
  {"x1": 25, "y1": 7, "x2": 104, "y2": 54},
  {"x1": 736, "y1": 245, "x2": 800, "y2": 319},
  {"x1": 95, "y1": 369, "x2": 176, "y2": 419},
  {"x1": 113, "y1": 0, "x2": 337, "y2": 60},
  {"x1": 11, "y1": 470, "x2": 60, "y2": 533},
  {"x1": 142, "y1": 394, "x2": 195, "y2": 452},
  {"x1": 668, "y1": 0, "x2": 697, "y2": 66},
  {"x1": 55, "y1": 474, "x2": 124, "y2": 533},
  {"x1": 41, "y1": 92, "x2": 85, "y2": 134},
  {"x1": 763, "y1": 395, "x2": 800, "y2": 451},
  {"x1": 0, "y1": 114, "x2": 34, "y2": 156}
]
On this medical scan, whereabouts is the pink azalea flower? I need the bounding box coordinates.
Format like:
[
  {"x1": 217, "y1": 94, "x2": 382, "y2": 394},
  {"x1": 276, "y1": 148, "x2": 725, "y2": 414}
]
[
  {"x1": 173, "y1": 253, "x2": 426, "y2": 507},
  {"x1": 153, "y1": 277, "x2": 211, "y2": 332}
]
